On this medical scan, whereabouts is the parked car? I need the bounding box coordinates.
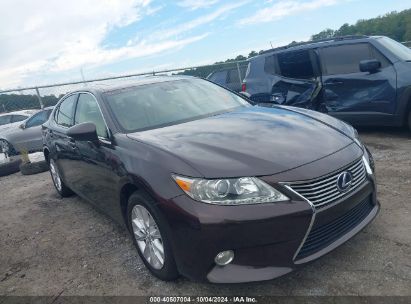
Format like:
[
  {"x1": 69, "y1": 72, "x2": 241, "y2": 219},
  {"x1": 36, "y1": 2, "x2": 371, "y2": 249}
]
[
  {"x1": 207, "y1": 65, "x2": 247, "y2": 92},
  {"x1": 0, "y1": 107, "x2": 53, "y2": 155},
  {"x1": 242, "y1": 35, "x2": 411, "y2": 130},
  {"x1": 42, "y1": 76, "x2": 378, "y2": 283},
  {"x1": 0, "y1": 109, "x2": 38, "y2": 135}
]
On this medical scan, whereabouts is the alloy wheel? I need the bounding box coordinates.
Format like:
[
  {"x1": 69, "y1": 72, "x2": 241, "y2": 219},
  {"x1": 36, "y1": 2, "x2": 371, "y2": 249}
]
[
  {"x1": 131, "y1": 205, "x2": 165, "y2": 270},
  {"x1": 49, "y1": 159, "x2": 62, "y2": 191}
]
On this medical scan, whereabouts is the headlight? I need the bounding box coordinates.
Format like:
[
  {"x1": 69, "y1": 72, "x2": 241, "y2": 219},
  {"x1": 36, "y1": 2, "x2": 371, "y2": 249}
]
[
  {"x1": 363, "y1": 147, "x2": 375, "y2": 175},
  {"x1": 172, "y1": 175, "x2": 289, "y2": 205},
  {"x1": 362, "y1": 155, "x2": 373, "y2": 175},
  {"x1": 348, "y1": 125, "x2": 363, "y2": 149}
]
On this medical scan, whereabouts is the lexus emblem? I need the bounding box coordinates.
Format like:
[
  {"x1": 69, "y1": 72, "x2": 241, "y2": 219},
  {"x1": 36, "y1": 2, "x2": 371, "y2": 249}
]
[{"x1": 336, "y1": 171, "x2": 353, "y2": 192}]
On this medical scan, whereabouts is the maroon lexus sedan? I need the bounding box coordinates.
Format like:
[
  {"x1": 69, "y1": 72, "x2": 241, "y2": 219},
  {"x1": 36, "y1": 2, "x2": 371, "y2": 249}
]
[{"x1": 42, "y1": 76, "x2": 379, "y2": 283}]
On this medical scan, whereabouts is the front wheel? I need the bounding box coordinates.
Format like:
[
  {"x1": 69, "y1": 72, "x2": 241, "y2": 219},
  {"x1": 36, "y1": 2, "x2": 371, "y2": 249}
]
[
  {"x1": 49, "y1": 158, "x2": 73, "y2": 197},
  {"x1": 127, "y1": 192, "x2": 179, "y2": 281}
]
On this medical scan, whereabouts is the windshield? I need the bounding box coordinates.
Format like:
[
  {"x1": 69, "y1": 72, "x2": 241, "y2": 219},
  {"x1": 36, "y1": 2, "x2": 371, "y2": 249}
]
[
  {"x1": 104, "y1": 78, "x2": 251, "y2": 132},
  {"x1": 378, "y1": 37, "x2": 411, "y2": 61}
]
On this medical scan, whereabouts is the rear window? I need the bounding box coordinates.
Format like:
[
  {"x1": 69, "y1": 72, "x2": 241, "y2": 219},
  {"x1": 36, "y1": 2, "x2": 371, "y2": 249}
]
[
  {"x1": 208, "y1": 71, "x2": 227, "y2": 84},
  {"x1": 264, "y1": 55, "x2": 278, "y2": 75},
  {"x1": 0, "y1": 115, "x2": 11, "y2": 126},
  {"x1": 227, "y1": 69, "x2": 241, "y2": 84},
  {"x1": 11, "y1": 115, "x2": 28, "y2": 123},
  {"x1": 277, "y1": 50, "x2": 315, "y2": 79}
]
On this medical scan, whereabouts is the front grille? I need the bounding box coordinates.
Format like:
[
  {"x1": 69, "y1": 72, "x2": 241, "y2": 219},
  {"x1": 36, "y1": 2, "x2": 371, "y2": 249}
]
[
  {"x1": 289, "y1": 158, "x2": 366, "y2": 209},
  {"x1": 295, "y1": 197, "x2": 374, "y2": 260}
]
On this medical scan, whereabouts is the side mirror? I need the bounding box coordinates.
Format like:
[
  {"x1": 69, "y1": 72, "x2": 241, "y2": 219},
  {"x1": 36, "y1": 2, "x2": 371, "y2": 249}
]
[
  {"x1": 67, "y1": 122, "x2": 99, "y2": 142},
  {"x1": 359, "y1": 59, "x2": 381, "y2": 73},
  {"x1": 19, "y1": 123, "x2": 25, "y2": 129}
]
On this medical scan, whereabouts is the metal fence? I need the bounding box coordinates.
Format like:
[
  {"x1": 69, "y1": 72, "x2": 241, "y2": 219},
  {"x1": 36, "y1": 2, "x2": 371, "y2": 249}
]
[{"x1": 0, "y1": 60, "x2": 248, "y2": 113}]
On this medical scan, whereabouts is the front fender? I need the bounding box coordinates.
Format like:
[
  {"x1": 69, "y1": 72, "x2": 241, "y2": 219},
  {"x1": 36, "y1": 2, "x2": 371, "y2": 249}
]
[{"x1": 277, "y1": 105, "x2": 356, "y2": 139}]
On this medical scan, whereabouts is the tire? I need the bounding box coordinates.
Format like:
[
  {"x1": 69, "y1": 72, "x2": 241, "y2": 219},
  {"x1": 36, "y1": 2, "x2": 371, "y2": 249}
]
[
  {"x1": 20, "y1": 160, "x2": 49, "y2": 175},
  {"x1": 0, "y1": 139, "x2": 17, "y2": 157},
  {"x1": 127, "y1": 191, "x2": 179, "y2": 281},
  {"x1": 0, "y1": 156, "x2": 21, "y2": 177},
  {"x1": 49, "y1": 158, "x2": 74, "y2": 197},
  {"x1": 407, "y1": 109, "x2": 411, "y2": 132}
]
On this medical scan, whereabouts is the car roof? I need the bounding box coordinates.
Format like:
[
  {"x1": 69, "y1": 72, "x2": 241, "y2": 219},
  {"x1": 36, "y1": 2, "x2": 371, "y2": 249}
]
[
  {"x1": 255, "y1": 35, "x2": 383, "y2": 58},
  {"x1": 0, "y1": 109, "x2": 38, "y2": 117},
  {"x1": 72, "y1": 75, "x2": 196, "y2": 95}
]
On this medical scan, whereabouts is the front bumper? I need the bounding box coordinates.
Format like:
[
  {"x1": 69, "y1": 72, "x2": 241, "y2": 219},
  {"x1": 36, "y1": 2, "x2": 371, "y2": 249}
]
[{"x1": 160, "y1": 158, "x2": 379, "y2": 283}]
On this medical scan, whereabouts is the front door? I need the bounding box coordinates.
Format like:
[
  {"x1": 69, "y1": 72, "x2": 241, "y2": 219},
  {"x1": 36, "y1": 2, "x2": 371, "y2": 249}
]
[
  {"x1": 318, "y1": 43, "x2": 397, "y2": 125},
  {"x1": 70, "y1": 93, "x2": 119, "y2": 214}
]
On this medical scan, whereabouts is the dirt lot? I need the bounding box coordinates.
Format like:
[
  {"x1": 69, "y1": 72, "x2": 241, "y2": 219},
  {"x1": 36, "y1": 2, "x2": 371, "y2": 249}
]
[{"x1": 0, "y1": 128, "x2": 410, "y2": 297}]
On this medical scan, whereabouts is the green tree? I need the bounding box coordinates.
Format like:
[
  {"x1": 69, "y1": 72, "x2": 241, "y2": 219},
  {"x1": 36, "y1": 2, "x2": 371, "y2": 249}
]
[
  {"x1": 248, "y1": 51, "x2": 258, "y2": 58},
  {"x1": 311, "y1": 28, "x2": 335, "y2": 40},
  {"x1": 311, "y1": 9, "x2": 411, "y2": 42}
]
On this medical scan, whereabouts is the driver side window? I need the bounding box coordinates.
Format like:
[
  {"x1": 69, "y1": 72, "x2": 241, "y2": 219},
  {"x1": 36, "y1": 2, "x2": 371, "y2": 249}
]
[{"x1": 74, "y1": 93, "x2": 108, "y2": 138}]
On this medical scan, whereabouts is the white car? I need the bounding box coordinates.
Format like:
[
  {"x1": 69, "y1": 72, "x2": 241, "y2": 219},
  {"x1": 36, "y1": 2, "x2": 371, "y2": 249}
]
[{"x1": 0, "y1": 109, "x2": 39, "y2": 135}]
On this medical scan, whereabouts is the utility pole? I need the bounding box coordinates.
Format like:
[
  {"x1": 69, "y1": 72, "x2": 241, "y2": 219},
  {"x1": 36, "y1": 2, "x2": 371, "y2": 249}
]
[
  {"x1": 81, "y1": 68, "x2": 86, "y2": 86},
  {"x1": 35, "y1": 88, "x2": 44, "y2": 109}
]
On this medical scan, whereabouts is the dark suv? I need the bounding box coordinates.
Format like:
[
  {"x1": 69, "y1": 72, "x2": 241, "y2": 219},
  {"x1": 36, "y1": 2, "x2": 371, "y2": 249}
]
[{"x1": 242, "y1": 36, "x2": 411, "y2": 130}]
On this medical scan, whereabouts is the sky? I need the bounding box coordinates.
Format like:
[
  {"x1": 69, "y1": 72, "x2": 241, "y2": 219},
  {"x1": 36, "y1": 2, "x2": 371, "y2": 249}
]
[{"x1": 1, "y1": 0, "x2": 410, "y2": 90}]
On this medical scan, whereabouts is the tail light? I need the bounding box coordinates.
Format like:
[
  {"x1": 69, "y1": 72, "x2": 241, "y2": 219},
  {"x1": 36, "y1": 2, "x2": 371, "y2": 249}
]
[{"x1": 241, "y1": 83, "x2": 246, "y2": 92}]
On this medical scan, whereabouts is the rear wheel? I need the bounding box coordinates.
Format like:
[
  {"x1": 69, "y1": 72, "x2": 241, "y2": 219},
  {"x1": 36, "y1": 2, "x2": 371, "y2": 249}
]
[
  {"x1": 127, "y1": 191, "x2": 179, "y2": 281},
  {"x1": 49, "y1": 158, "x2": 73, "y2": 197}
]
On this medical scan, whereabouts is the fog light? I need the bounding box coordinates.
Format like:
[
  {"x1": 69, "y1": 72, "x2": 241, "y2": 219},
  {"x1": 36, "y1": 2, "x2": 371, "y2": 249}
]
[{"x1": 214, "y1": 250, "x2": 234, "y2": 266}]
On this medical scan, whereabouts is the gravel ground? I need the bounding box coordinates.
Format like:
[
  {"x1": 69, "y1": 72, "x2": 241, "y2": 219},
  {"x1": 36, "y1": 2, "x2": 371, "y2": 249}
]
[{"x1": 0, "y1": 128, "x2": 410, "y2": 297}]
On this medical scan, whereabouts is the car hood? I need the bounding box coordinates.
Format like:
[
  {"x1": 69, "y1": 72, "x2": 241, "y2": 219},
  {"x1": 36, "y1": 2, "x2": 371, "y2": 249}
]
[
  {"x1": 278, "y1": 105, "x2": 357, "y2": 139},
  {"x1": 127, "y1": 106, "x2": 354, "y2": 178}
]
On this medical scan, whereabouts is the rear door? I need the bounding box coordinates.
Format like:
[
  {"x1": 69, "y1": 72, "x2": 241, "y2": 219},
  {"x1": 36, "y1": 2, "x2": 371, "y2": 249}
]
[{"x1": 319, "y1": 42, "x2": 396, "y2": 124}]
